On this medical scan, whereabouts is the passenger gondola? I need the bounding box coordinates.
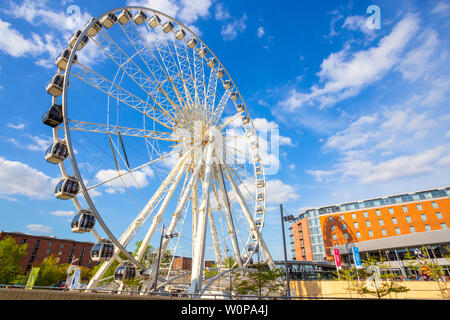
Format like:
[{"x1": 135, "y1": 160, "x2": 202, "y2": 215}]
[
  {"x1": 45, "y1": 140, "x2": 69, "y2": 164},
  {"x1": 118, "y1": 9, "x2": 132, "y2": 25},
  {"x1": 99, "y1": 13, "x2": 117, "y2": 29},
  {"x1": 69, "y1": 30, "x2": 89, "y2": 50},
  {"x1": 70, "y1": 210, "x2": 95, "y2": 233},
  {"x1": 46, "y1": 74, "x2": 64, "y2": 97},
  {"x1": 147, "y1": 13, "x2": 160, "y2": 27},
  {"x1": 85, "y1": 17, "x2": 102, "y2": 37},
  {"x1": 55, "y1": 48, "x2": 78, "y2": 71},
  {"x1": 114, "y1": 261, "x2": 137, "y2": 282},
  {"x1": 91, "y1": 238, "x2": 114, "y2": 262},
  {"x1": 42, "y1": 104, "x2": 63, "y2": 127},
  {"x1": 54, "y1": 176, "x2": 79, "y2": 200},
  {"x1": 187, "y1": 38, "x2": 197, "y2": 48}
]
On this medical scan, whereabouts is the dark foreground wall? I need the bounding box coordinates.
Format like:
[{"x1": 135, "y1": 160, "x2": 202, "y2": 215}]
[{"x1": 0, "y1": 288, "x2": 177, "y2": 300}]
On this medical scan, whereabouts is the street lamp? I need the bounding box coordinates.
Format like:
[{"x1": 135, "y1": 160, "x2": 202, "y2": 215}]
[
  {"x1": 153, "y1": 224, "x2": 179, "y2": 292},
  {"x1": 280, "y1": 204, "x2": 295, "y2": 300}
]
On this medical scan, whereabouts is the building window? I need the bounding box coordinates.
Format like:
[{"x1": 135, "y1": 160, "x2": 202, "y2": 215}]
[
  {"x1": 344, "y1": 233, "x2": 349, "y2": 239},
  {"x1": 61, "y1": 243, "x2": 64, "y2": 248},
  {"x1": 354, "y1": 222, "x2": 359, "y2": 229},
  {"x1": 409, "y1": 226, "x2": 416, "y2": 233},
  {"x1": 441, "y1": 223, "x2": 447, "y2": 229},
  {"x1": 376, "y1": 210, "x2": 381, "y2": 216},
  {"x1": 417, "y1": 204, "x2": 423, "y2": 211},
  {"x1": 340, "y1": 215, "x2": 344, "y2": 220},
  {"x1": 381, "y1": 229, "x2": 387, "y2": 236},
  {"x1": 352, "y1": 213, "x2": 356, "y2": 219},
  {"x1": 425, "y1": 224, "x2": 431, "y2": 231},
  {"x1": 333, "y1": 234, "x2": 337, "y2": 241},
  {"x1": 368, "y1": 230, "x2": 374, "y2": 237},
  {"x1": 366, "y1": 221, "x2": 371, "y2": 227},
  {"x1": 46, "y1": 249, "x2": 50, "y2": 255},
  {"x1": 436, "y1": 212, "x2": 443, "y2": 219},
  {"x1": 388, "y1": 208, "x2": 394, "y2": 214},
  {"x1": 356, "y1": 232, "x2": 361, "y2": 238},
  {"x1": 378, "y1": 219, "x2": 384, "y2": 226},
  {"x1": 49, "y1": 242, "x2": 52, "y2": 247},
  {"x1": 395, "y1": 228, "x2": 401, "y2": 235},
  {"x1": 363, "y1": 211, "x2": 368, "y2": 218},
  {"x1": 331, "y1": 226, "x2": 335, "y2": 231},
  {"x1": 329, "y1": 216, "x2": 333, "y2": 221},
  {"x1": 342, "y1": 224, "x2": 347, "y2": 230},
  {"x1": 392, "y1": 217, "x2": 398, "y2": 224},
  {"x1": 406, "y1": 216, "x2": 412, "y2": 223},
  {"x1": 420, "y1": 214, "x2": 427, "y2": 221},
  {"x1": 402, "y1": 206, "x2": 408, "y2": 213},
  {"x1": 432, "y1": 202, "x2": 438, "y2": 209}
]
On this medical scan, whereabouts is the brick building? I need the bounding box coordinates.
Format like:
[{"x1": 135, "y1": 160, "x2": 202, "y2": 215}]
[
  {"x1": 289, "y1": 186, "x2": 450, "y2": 276},
  {"x1": 0, "y1": 231, "x2": 96, "y2": 273},
  {"x1": 172, "y1": 256, "x2": 215, "y2": 270}
]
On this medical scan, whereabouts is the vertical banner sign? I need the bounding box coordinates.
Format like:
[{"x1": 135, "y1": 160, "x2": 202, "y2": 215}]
[
  {"x1": 333, "y1": 248, "x2": 342, "y2": 270},
  {"x1": 352, "y1": 247, "x2": 362, "y2": 269},
  {"x1": 26, "y1": 267, "x2": 40, "y2": 289},
  {"x1": 69, "y1": 267, "x2": 81, "y2": 289}
]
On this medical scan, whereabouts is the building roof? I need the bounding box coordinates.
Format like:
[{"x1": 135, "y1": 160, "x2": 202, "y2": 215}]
[{"x1": 335, "y1": 228, "x2": 450, "y2": 254}]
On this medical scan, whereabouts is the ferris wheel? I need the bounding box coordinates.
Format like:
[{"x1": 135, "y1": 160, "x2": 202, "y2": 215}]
[{"x1": 42, "y1": 6, "x2": 275, "y2": 295}]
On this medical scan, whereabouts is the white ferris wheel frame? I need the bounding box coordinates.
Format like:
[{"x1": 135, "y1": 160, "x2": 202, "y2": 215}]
[{"x1": 49, "y1": 6, "x2": 276, "y2": 295}]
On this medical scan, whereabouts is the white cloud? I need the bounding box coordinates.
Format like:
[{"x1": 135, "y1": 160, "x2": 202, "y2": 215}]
[
  {"x1": 220, "y1": 13, "x2": 247, "y2": 41},
  {"x1": 26, "y1": 224, "x2": 53, "y2": 234},
  {"x1": 7, "y1": 123, "x2": 25, "y2": 130},
  {"x1": 214, "y1": 3, "x2": 230, "y2": 21},
  {"x1": 256, "y1": 26, "x2": 264, "y2": 38},
  {"x1": 342, "y1": 15, "x2": 376, "y2": 40},
  {"x1": 432, "y1": 1, "x2": 450, "y2": 15},
  {"x1": 280, "y1": 14, "x2": 420, "y2": 110},
  {"x1": 50, "y1": 210, "x2": 75, "y2": 216},
  {"x1": 94, "y1": 166, "x2": 155, "y2": 193},
  {"x1": 233, "y1": 178, "x2": 299, "y2": 205},
  {"x1": 0, "y1": 156, "x2": 55, "y2": 199}
]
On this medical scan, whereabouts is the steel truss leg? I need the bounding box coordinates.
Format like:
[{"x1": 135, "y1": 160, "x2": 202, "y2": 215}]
[
  {"x1": 222, "y1": 164, "x2": 276, "y2": 270},
  {"x1": 188, "y1": 141, "x2": 215, "y2": 294}
]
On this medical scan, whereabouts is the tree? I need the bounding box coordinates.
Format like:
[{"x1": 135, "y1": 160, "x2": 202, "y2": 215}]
[
  {"x1": 333, "y1": 267, "x2": 363, "y2": 298},
  {"x1": 357, "y1": 253, "x2": 409, "y2": 299},
  {"x1": 232, "y1": 263, "x2": 284, "y2": 297},
  {"x1": 34, "y1": 255, "x2": 67, "y2": 287},
  {"x1": 0, "y1": 236, "x2": 28, "y2": 285}
]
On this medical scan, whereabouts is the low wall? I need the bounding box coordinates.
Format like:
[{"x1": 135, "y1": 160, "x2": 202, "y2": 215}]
[
  {"x1": 0, "y1": 288, "x2": 175, "y2": 300},
  {"x1": 290, "y1": 280, "x2": 449, "y2": 299}
]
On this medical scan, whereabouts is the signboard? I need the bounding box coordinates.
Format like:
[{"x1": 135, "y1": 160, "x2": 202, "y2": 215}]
[
  {"x1": 333, "y1": 248, "x2": 341, "y2": 270},
  {"x1": 69, "y1": 268, "x2": 81, "y2": 289},
  {"x1": 25, "y1": 267, "x2": 40, "y2": 289},
  {"x1": 352, "y1": 247, "x2": 362, "y2": 269}
]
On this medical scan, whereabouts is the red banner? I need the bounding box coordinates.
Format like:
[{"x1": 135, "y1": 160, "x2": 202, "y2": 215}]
[{"x1": 333, "y1": 248, "x2": 341, "y2": 269}]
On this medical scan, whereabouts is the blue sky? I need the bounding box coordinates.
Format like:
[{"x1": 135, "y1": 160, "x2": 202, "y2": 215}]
[{"x1": 0, "y1": 0, "x2": 449, "y2": 260}]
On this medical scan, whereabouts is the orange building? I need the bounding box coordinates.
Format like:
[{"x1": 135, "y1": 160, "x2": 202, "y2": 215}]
[{"x1": 289, "y1": 187, "x2": 450, "y2": 265}]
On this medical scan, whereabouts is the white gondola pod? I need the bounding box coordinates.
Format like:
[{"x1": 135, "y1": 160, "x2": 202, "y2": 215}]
[
  {"x1": 69, "y1": 30, "x2": 89, "y2": 50},
  {"x1": 148, "y1": 13, "x2": 160, "y2": 28},
  {"x1": 134, "y1": 10, "x2": 148, "y2": 25},
  {"x1": 187, "y1": 38, "x2": 197, "y2": 49},
  {"x1": 114, "y1": 261, "x2": 137, "y2": 283},
  {"x1": 70, "y1": 210, "x2": 96, "y2": 233},
  {"x1": 100, "y1": 13, "x2": 117, "y2": 29},
  {"x1": 118, "y1": 9, "x2": 132, "y2": 25},
  {"x1": 207, "y1": 57, "x2": 216, "y2": 68},
  {"x1": 256, "y1": 178, "x2": 265, "y2": 188},
  {"x1": 230, "y1": 92, "x2": 239, "y2": 101},
  {"x1": 162, "y1": 21, "x2": 174, "y2": 33},
  {"x1": 175, "y1": 29, "x2": 186, "y2": 40},
  {"x1": 45, "y1": 140, "x2": 69, "y2": 164},
  {"x1": 257, "y1": 192, "x2": 264, "y2": 202},
  {"x1": 223, "y1": 80, "x2": 232, "y2": 90},
  {"x1": 216, "y1": 68, "x2": 225, "y2": 78},
  {"x1": 91, "y1": 239, "x2": 114, "y2": 262},
  {"x1": 255, "y1": 165, "x2": 263, "y2": 175},
  {"x1": 42, "y1": 104, "x2": 63, "y2": 127},
  {"x1": 256, "y1": 206, "x2": 264, "y2": 215},
  {"x1": 55, "y1": 48, "x2": 78, "y2": 71},
  {"x1": 236, "y1": 104, "x2": 245, "y2": 114},
  {"x1": 198, "y1": 47, "x2": 207, "y2": 58},
  {"x1": 241, "y1": 115, "x2": 249, "y2": 125},
  {"x1": 85, "y1": 17, "x2": 102, "y2": 37},
  {"x1": 54, "y1": 176, "x2": 80, "y2": 200},
  {"x1": 46, "y1": 74, "x2": 64, "y2": 97}
]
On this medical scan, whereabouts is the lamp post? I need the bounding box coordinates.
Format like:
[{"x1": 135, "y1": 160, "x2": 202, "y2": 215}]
[
  {"x1": 153, "y1": 224, "x2": 179, "y2": 292},
  {"x1": 280, "y1": 204, "x2": 294, "y2": 300}
]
